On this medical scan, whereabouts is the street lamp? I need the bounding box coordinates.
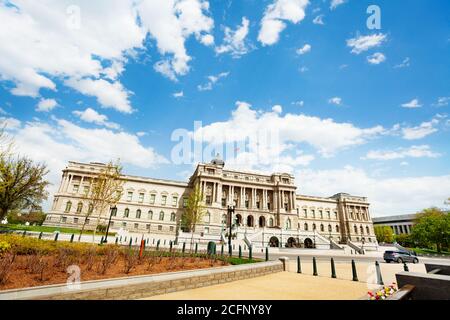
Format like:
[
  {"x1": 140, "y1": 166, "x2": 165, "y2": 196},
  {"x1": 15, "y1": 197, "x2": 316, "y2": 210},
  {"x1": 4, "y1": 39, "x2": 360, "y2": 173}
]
[
  {"x1": 227, "y1": 204, "x2": 235, "y2": 254},
  {"x1": 103, "y1": 205, "x2": 117, "y2": 244}
]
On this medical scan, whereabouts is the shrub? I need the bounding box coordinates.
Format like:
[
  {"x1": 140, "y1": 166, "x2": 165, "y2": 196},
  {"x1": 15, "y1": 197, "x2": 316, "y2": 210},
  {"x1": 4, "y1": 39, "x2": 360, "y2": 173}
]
[
  {"x1": 123, "y1": 249, "x2": 140, "y2": 274},
  {"x1": 0, "y1": 241, "x2": 11, "y2": 257},
  {"x1": 98, "y1": 246, "x2": 119, "y2": 275},
  {"x1": 0, "y1": 252, "x2": 16, "y2": 285}
]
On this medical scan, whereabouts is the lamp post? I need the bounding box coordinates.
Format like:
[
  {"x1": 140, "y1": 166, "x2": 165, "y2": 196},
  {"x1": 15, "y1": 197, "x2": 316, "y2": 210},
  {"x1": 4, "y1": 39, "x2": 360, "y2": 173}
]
[
  {"x1": 227, "y1": 205, "x2": 235, "y2": 252},
  {"x1": 103, "y1": 205, "x2": 117, "y2": 244}
]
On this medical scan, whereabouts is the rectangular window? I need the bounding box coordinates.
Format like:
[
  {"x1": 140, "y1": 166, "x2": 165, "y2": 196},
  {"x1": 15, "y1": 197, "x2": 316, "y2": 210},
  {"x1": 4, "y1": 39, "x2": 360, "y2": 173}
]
[
  {"x1": 222, "y1": 198, "x2": 226, "y2": 207},
  {"x1": 85, "y1": 218, "x2": 90, "y2": 225},
  {"x1": 149, "y1": 194, "x2": 156, "y2": 204},
  {"x1": 183, "y1": 197, "x2": 188, "y2": 208},
  {"x1": 74, "y1": 218, "x2": 79, "y2": 224},
  {"x1": 83, "y1": 186, "x2": 89, "y2": 195},
  {"x1": 161, "y1": 195, "x2": 167, "y2": 205},
  {"x1": 139, "y1": 193, "x2": 144, "y2": 203},
  {"x1": 158, "y1": 225, "x2": 163, "y2": 231},
  {"x1": 303, "y1": 209, "x2": 307, "y2": 217},
  {"x1": 72, "y1": 184, "x2": 79, "y2": 193},
  {"x1": 110, "y1": 221, "x2": 114, "y2": 227},
  {"x1": 122, "y1": 222, "x2": 127, "y2": 228},
  {"x1": 146, "y1": 224, "x2": 151, "y2": 230},
  {"x1": 134, "y1": 223, "x2": 139, "y2": 229},
  {"x1": 61, "y1": 216, "x2": 67, "y2": 223},
  {"x1": 172, "y1": 196, "x2": 178, "y2": 206},
  {"x1": 127, "y1": 192, "x2": 133, "y2": 202},
  {"x1": 170, "y1": 226, "x2": 174, "y2": 232},
  {"x1": 206, "y1": 195, "x2": 211, "y2": 205},
  {"x1": 204, "y1": 227, "x2": 210, "y2": 234}
]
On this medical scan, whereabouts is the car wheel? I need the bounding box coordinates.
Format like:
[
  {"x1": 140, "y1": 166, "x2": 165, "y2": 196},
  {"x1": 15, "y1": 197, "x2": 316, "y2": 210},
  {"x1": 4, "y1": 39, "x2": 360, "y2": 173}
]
[
  {"x1": 413, "y1": 258, "x2": 418, "y2": 264},
  {"x1": 397, "y1": 258, "x2": 403, "y2": 264}
]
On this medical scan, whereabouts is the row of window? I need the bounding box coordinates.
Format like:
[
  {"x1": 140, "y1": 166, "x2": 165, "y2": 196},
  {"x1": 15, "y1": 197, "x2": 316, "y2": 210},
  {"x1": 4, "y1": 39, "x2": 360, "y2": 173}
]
[
  {"x1": 354, "y1": 225, "x2": 371, "y2": 235},
  {"x1": 299, "y1": 208, "x2": 338, "y2": 220},
  {"x1": 301, "y1": 222, "x2": 340, "y2": 233}
]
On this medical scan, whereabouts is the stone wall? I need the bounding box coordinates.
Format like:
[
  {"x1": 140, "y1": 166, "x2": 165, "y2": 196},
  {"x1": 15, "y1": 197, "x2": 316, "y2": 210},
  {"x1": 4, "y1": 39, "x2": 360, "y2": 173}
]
[{"x1": 0, "y1": 261, "x2": 283, "y2": 300}]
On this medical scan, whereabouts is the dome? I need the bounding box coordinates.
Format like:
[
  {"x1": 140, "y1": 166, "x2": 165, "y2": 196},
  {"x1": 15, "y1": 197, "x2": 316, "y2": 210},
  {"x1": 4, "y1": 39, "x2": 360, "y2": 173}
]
[{"x1": 211, "y1": 155, "x2": 225, "y2": 167}]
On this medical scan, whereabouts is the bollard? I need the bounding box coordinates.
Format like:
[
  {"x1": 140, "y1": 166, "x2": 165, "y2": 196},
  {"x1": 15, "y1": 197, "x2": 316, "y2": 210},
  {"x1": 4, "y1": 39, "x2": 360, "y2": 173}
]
[
  {"x1": 182, "y1": 242, "x2": 186, "y2": 254},
  {"x1": 169, "y1": 241, "x2": 173, "y2": 252},
  {"x1": 228, "y1": 244, "x2": 232, "y2": 257},
  {"x1": 38, "y1": 232, "x2": 43, "y2": 240},
  {"x1": 221, "y1": 244, "x2": 224, "y2": 257},
  {"x1": 249, "y1": 246, "x2": 253, "y2": 261},
  {"x1": 129, "y1": 238, "x2": 133, "y2": 248},
  {"x1": 297, "y1": 256, "x2": 302, "y2": 274},
  {"x1": 375, "y1": 261, "x2": 384, "y2": 285},
  {"x1": 403, "y1": 263, "x2": 409, "y2": 272},
  {"x1": 313, "y1": 257, "x2": 318, "y2": 276},
  {"x1": 351, "y1": 260, "x2": 358, "y2": 281},
  {"x1": 70, "y1": 234, "x2": 74, "y2": 243},
  {"x1": 100, "y1": 236, "x2": 104, "y2": 244},
  {"x1": 156, "y1": 240, "x2": 160, "y2": 251},
  {"x1": 22, "y1": 230, "x2": 26, "y2": 237},
  {"x1": 135, "y1": 237, "x2": 138, "y2": 244},
  {"x1": 195, "y1": 243, "x2": 198, "y2": 254},
  {"x1": 124, "y1": 236, "x2": 127, "y2": 243},
  {"x1": 54, "y1": 233, "x2": 59, "y2": 242},
  {"x1": 265, "y1": 247, "x2": 269, "y2": 261},
  {"x1": 120, "y1": 236, "x2": 122, "y2": 242},
  {"x1": 115, "y1": 237, "x2": 119, "y2": 245},
  {"x1": 239, "y1": 245, "x2": 242, "y2": 259},
  {"x1": 139, "y1": 240, "x2": 145, "y2": 258},
  {"x1": 331, "y1": 258, "x2": 336, "y2": 279}
]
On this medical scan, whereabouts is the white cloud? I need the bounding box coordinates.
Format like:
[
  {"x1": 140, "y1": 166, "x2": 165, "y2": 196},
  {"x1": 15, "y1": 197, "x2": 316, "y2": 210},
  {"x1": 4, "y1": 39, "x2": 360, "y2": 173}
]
[
  {"x1": 66, "y1": 78, "x2": 133, "y2": 113},
  {"x1": 5, "y1": 116, "x2": 168, "y2": 208},
  {"x1": 299, "y1": 66, "x2": 309, "y2": 73},
  {"x1": 363, "y1": 145, "x2": 441, "y2": 161},
  {"x1": 433, "y1": 97, "x2": 450, "y2": 107},
  {"x1": 173, "y1": 91, "x2": 184, "y2": 98},
  {"x1": 292, "y1": 100, "x2": 305, "y2": 107},
  {"x1": 312, "y1": 15, "x2": 324, "y2": 25},
  {"x1": 197, "y1": 72, "x2": 229, "y2": 91},
  {"x1": 330, "y1": 0, "x2": 346, "y2": 10},
  {"x1": 394, "y1": 57, "x2": 410, "y2": 69},
  {"x1": 401, "y1": 98, "x2": 422, "y2": 109},
  {"x1": 258, "y1": 0, "x2": 309, "y2": 46},
  {"x1": 0, "y1": 0, "x2": 214, "y2": 104},
  {"x1": 402, "y1": 119, "x2": 439, "y2": 140},
  {"x1": 272, "y1": 105, "x2": 283, "y2": 114},
  {"x1": 367, "y1": 52, "x2": 386, "y2": 65},
  {"x1": 215, "y1": 17, "x2": 251, "y2": 58},
  {"x1": 36, "y1": 99, "x2": 58, "y2": 112},
  {"x1": 72, "y1": 108, "x2": 120, "y2": 130},
  {"x1": 296, "y1": 44, "x2": 311, "y2": 55},
  {"x1": 296, "y1": 166, "x2": 450, "y2": 216},
  {"x1": 328, "y1": 97, "x2": 342, "y2": 105},
  {"x1": 192, "y1": 101, "x2": 386, "y2": 160},
  {"x1": 347, "y1": 33, "x2": 387, "y2": 54},
  {"x1": 0, "y1": 117, "x2": 21, "y2": 130}
]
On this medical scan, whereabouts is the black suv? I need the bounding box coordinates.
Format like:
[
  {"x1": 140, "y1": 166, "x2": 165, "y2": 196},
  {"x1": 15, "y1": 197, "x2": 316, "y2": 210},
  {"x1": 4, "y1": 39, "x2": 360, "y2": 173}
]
[{"x1": 384, "y1": 250, "x2": 419, "y2": 264}]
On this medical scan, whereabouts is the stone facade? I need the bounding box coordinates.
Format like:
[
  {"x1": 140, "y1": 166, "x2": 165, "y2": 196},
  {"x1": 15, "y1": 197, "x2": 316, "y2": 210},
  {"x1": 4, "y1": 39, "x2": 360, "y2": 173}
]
[{"x1": 45, "y1": 160, "x2": 377, "y2": 248}]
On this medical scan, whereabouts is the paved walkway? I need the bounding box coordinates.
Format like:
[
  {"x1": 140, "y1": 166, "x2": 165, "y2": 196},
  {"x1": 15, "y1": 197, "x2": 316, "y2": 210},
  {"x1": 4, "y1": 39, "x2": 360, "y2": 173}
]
[{"x1": 143, "y1": 272, "x2": 370, "y2": 300}]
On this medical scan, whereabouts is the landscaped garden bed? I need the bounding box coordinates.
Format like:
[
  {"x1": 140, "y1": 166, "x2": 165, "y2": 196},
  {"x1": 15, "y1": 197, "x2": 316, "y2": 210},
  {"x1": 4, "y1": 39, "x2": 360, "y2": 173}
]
[{"x1": 0, "y1": 234, "x2": 257, "y2": 291}]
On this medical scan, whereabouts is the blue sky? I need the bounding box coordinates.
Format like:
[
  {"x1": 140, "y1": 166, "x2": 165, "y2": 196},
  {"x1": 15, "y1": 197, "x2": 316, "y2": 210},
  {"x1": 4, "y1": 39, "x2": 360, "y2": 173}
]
[{"x1": 0, "y1": 0, "x2": 449, "y2": 216}]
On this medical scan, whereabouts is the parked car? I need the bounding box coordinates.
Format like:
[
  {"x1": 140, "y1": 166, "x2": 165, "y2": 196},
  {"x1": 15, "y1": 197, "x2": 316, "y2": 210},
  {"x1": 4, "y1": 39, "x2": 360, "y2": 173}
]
[{"x1": 384, "y1": 250, "x2": 419, "y2": 264}]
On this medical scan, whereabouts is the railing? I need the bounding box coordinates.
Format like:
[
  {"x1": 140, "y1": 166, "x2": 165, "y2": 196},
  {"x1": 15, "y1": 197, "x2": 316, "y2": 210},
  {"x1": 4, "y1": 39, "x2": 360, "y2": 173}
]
[{"x1": 386, "y1": 285, "x2": 415, "y2": 300}]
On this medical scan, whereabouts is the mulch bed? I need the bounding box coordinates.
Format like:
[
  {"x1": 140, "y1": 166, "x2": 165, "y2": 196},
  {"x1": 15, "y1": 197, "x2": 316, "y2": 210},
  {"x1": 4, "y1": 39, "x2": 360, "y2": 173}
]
[{"x1": 0, "y1": 254, "x2": 227, "y2": 290}]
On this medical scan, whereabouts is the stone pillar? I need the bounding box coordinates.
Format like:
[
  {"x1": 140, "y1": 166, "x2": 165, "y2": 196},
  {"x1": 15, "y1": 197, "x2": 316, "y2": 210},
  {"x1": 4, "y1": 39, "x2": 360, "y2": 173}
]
[
  {"x1": 263, "y1": 189, "x2": 267, "y2": 210},
  {"x1": 241, "y1": 187, "x2": 245, "y2": 208},
  {"x1": 217, "y1": 183, "x2": 222, "y2": 205},
  {"x1": 66, "y1": 174, "x2": 73, "y2": 193}
]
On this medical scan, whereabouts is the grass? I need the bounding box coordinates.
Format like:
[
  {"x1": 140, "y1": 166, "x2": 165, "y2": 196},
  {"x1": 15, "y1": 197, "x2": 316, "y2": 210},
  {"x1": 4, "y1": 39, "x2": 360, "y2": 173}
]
[
  {"x1": 0, "y1": 224, "x2": 116, "y2": 236},
  {"x1": 226, "y1": 257, "x2": 263, "y2": 265},
  {"x1": 408, "y1": 247, "x2": 450, "y2": 256}
]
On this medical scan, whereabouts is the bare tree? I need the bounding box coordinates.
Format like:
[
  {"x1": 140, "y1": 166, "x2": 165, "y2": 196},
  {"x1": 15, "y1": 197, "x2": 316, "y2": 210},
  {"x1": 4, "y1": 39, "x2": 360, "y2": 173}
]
[
  {"x1": 78, "y1": 160, "x2": 124, "y2": 242},
  {"x1": 181, "y1": 184, "x2": 206, "y2": 250}
]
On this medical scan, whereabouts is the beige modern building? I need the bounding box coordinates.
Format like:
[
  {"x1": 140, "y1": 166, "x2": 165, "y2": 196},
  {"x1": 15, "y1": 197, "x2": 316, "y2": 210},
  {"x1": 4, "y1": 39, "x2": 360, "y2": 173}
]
[
  {"x1": 373, "y1": 214, "x2": 418, "y2": 235},
  {"x1": 45, "y1": 159, "x2": 377, "y2": 250}
]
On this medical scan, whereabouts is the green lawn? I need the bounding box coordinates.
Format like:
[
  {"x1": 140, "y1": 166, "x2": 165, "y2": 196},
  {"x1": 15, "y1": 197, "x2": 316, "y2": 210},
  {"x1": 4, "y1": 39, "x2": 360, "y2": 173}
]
[
  {"x1": 0, "y1": 224, "x2": 116, "y2": 236},
  {"x1": 408, "y1": 247, "x2": 450, "y2": 256}
]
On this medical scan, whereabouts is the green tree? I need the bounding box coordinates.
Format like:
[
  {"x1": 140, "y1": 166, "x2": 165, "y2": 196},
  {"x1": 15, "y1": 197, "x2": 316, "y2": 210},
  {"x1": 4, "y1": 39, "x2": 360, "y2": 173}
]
[
  {"x1": 181, "y1": 185, "x2": 206, "y2": 250},
  {"x1": 374, "y1": 226, "x2": 395, "y2": 243},
  {"x1": 79, "y1": 160, "x2": 124, "y2": 242},
  {"x1": 0, "y1": 156, "x2": 49, "y2": 220},
  {"x1": 411, "y1": 208, "x2": 450, "y2": 253}
]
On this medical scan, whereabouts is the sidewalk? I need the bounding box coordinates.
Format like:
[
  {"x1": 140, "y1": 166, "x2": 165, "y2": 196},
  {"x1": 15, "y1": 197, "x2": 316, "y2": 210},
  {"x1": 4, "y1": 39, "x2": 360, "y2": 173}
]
[{"x1": 143, "y1": 272, "x2": 370, "y2": 300}]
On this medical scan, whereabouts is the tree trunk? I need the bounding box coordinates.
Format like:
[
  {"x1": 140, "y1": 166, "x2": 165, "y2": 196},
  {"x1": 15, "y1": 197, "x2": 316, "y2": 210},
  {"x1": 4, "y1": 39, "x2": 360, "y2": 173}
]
[
  {"x1": 0, "y1": 207, "x2": 9, "y2": 221},
  {"x1": 437, "y1": 242, "x2": 442, "y2": 253},
  {"x1": 78, "y1": 219, "x2": 88, "y2": 242}
]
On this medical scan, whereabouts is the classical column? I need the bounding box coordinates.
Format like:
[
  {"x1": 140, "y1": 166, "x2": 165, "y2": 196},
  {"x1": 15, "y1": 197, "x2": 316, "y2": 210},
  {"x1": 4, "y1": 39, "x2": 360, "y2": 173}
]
[
  {"x1": 262, "y1": 189, "x2": 267, "y2": 210},
  {"x1": 241, "y1": 187, "x2": 245, "y2": 208},
  {"x1": 65, "y1": 174, "x2": 73, "y2": 193},
  {"x1": 212, "y1": 182, "x2": 217, "y2": 203},
  {"x1": 217, "y1": 183, "x2": 223, "y2": 205}
]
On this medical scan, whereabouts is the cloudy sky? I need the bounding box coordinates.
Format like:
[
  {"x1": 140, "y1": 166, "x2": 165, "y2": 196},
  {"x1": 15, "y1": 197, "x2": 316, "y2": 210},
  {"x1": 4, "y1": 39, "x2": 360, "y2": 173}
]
[{"x1": 1, "y1": 0, "x2": 449, "y2": 216}]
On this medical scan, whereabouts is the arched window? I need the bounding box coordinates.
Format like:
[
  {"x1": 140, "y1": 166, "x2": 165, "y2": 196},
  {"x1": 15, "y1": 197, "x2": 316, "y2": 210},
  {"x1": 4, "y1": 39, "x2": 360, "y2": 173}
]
[
  {"x1": 360, "y1": 226, "x2": 364, "y2": 235},
  {"x1": 136, "y1": 209, "x2": 142, "y2": 219},
  {"x1": 336, "y1": 225, "x2": 340, "y2": 233},
  {"x1": 304, "y1": 223, "x2": 308, "y2": 231},
  {"x1": 204, "y1": 212, "x2": 211, "y2": 223},
  {"x1": 171, "y1": 212, "x2": 176, "y2": 222},
  {"x1": 65, "y1": 201, "x2": 72, "y2": 213},
  {"x1": 159, "y1": 211, "x2": 165, "y2": 221},
  {"x1": 124, "y1": 208, "x2": 130, "y2": 218},
  {"x1": 320, "y1": 224, "x2": 324, "y2": 232},
  {"x1": 328, "y1": 224, "x2": 332, "y2": 232},
  {"x1": 269, "y1": 218, "x2": 274, "y2": 227},
  {"x1": 148, "y1": 210, "x2": 153, "y2": 220},
  {"x1": 312, "y1": 223, "x2": 316, "y2": 231},
  {"x1": 76, "y1": 202, "x2": 83, "y2": 213},
  {"x1": 366, "y1": 226, "x2": 370, "y2": 234},
  {"x1": 354, "y1": 225, "x2": 358, "y2": 234},
  {"x1": 285, "y1": 219, "x2": 291, "y2": 230},
  {"x1": 88, "y1": 204, "x2": 93, "y2": 214},
  {"x1": 222, "y1": 214, "x2": 227, "y2": 224}
]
